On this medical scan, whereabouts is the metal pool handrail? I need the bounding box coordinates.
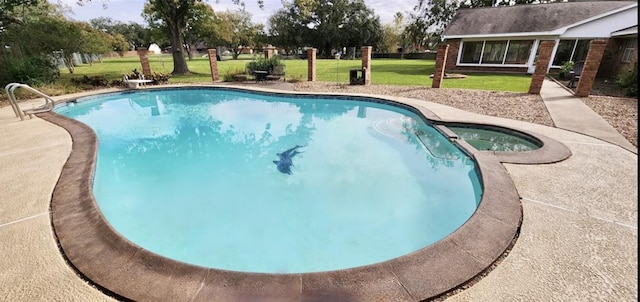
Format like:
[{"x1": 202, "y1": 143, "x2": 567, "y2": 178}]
[{"x1": 4, "y1": 83, "x2": 55, "y2": 121}]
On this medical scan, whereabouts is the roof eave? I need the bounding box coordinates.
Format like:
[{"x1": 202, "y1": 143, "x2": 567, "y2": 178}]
[
  {"x1": 443, "y1": 30, "x2": 562, "y2": 40},
  {"x1": 611, "y1": 28, "x2": 638, "y2": 37}
]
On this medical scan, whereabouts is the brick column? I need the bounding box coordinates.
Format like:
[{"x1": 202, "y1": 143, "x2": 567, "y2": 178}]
[
  {"x1": 576, "y1": 39, "x2": 609, "y2": 97},
  {"x1": 445, "y1": 40, "x2": 460, "y2": 71},
  {"x1": 207, "y1": 48, "x2": 219, "y2": 82},
  {"x1": 432, "y1": 44, "x2": 449, "y2": 88},
  {"x1": 137, "y1": 47, "x2": 152, "y2": 76},
  {"x1": 264, "y1": 46, "x2": 275, "y2": 59},
  {"x1": 528, "y1": 40, "x2": 556, "y2": 94},
  {"x1": 361, "y1": 46, "x2": 372, "y2": 85},
  {"x1": 307, "y1": 48, "x2": 317, "y2": 82}
]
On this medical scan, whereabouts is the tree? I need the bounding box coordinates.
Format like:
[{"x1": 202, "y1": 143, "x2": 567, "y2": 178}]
[
  {"x1": 381, "y1": 12, "x2": 405, "y2": 53},
  {"x1": 405, "y1": 0, "x2": 462, "y2": 51},
  {"x1": 109, "y1": 33, "x2": 132, "y2": 56},
  {"x1": 182, "y1": 2, "x2": 219, "y2": 60},
  {"x1": 8, "y1": 16, "x2": 83, "y2": 72},
  {"x1": 0, "y1": 1, "x2": 63, "y2": 85},
  {"x1": 77, "y1": 22, "x2": 114, "y2": 65},
  {"x1": 77, "y1": 0, "x2": 265, "y2": 74},
  {"x1": 275, "y1": 0, "x2": 383, "y2": 58},
  {"x1": 141, "y1": 0, "x2": 199, "y2": 74},
  {"x1": 338, "y1": 0, "x2": 383, "y2": 55},
  {"x1": 267, "y1": 9, "x2": 305, "y2": 55},
  {"x1": 215, "y1": 10, "x2": 263, "y2": 59},
  {"x1": 90, "y1": 17, "x2": 153, "y2": 51},
  {"x1": 0, "y1": 0, "x2": 42, "y2": 29}
]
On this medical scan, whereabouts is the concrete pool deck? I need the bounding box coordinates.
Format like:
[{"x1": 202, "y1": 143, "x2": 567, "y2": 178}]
[{"x1": 0, "y1": 80, "x2": 637, "y2": 301}]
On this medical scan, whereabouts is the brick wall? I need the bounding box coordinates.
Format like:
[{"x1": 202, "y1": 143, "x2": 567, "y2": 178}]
[{"x1": 599, "y1": 37, "x2": 637, "y2": 78}]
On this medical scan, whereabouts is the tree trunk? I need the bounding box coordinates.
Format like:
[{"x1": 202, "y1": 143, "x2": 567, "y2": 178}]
[
  {"x1": 169, "y1": 23, "x2": 190, "y2": 75},
  {"x1": 64, "y1": 55, "x2": 75, "y2": 74},
  {"x1": 186, "y1": 43, "x2": 194, "y2": 61},
  {"x1": 323, "y1": 41, "x2": 332, "y2": 59}
]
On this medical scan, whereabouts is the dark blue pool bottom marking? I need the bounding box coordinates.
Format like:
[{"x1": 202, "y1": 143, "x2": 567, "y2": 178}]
[{"x1": 273, "y1": 145, "x2": 304, "y2": 175}]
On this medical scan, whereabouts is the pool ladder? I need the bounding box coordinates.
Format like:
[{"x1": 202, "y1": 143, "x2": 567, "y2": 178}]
[{"x1": 4, "y1": 83, "x2": 55, "y2": 121}]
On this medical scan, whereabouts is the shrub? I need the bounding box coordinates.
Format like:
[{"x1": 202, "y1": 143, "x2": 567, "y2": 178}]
[
  {"x1": 148, "y1": 72, "x2": 171, "y2": 85},
  {"x1": 71, "y1": 75, "x2": 108, "y2": 86},
  {"x1": 286, "y1": 74, "x2": 304, "y2": 83},
  {"x1": 246, "y1": 57, "x2": 284, "y2": 74},
  {"x1": 618, "y1": 64, "x2": 637, "y2": 97},
  {"x1": 110, "y1": 79, "x2": 124, "y2": 87},
  {"x1": 560, "y1": 61, "x2": 574, "y2": 74},
  {"x1": 222, "y1": 67, "x2": 248, "y2": 82},
  {"x1": 128, "y1": 68, "x2": 142, "y2": 79},
  {"x1": 2, "y1": 55, "x2": 60, "y2": 86}
]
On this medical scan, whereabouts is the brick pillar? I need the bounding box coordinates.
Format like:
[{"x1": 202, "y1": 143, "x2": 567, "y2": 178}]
[
  {"x1": 137, "y1": 47, "x2": 152, "y2": 76},
  {"x1": 432, "y1": 44, "x2": 450, "y2": 88},
  {"x1": 361, "y1": 46, "x2": 372, "y2": 85},
  {"x1": 576, "y1": 39, "x2": 609, "y2": 97},
  {"x1": 207, "y1": 48, "x2": 219, "y2": 82},
  {"x1": 528, "y1": 40, "x2": 556, "y2": 94},
  {"x1": 264, "y1": 46, "x2": 275, "y2": 59},
  {"x1": 445, "y1": 40, "x2": 460, "y2": 71},
  {"x1": 307, "y1": 48, "x2": 317, "y2": 82}
]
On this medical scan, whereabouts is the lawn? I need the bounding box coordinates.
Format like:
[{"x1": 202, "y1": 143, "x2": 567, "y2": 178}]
[{"x1": 60, "y1": 54, "x2": 532, "y2": 93}]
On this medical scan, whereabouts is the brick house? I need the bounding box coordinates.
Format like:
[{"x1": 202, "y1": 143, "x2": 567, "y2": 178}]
[{"x1": 441, "y1": 1, "x2": 637, "y2": 78}]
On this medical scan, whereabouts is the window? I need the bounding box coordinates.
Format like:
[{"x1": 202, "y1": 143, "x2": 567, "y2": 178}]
[
  {"x1": 460, "y1": 39, "x2": 533, "y2": 65},
  {"x1": 552, "y1": 39, "x2": 591, "y2": 66},
  {"x1": 552, "y1": 40, "x2": 575, "y2": 66},
  {"x1": 505, "y1": 40, "x2": 534, "y2": 64},
  {"x1": 461, "y1": 41, "x2": 483, "y2": 63},
  {"x1": 482, "y1": 41, "x2": 507, "y2": 64},
  {"x1": 573, "y1": 40, "x2": 590, "y2": 62},
  {"x1": 622, "y1": 38, "x2": 637, "y2": 62}
]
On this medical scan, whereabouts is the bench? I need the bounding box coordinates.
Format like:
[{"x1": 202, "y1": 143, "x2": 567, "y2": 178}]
[
  {"x1": 123, "y1": 74, "x2": 153, "y2": 89},
  {"x1": 253, "y1": 70, "x2": 268, "y2": 83},
  {"x1": 266, "y1": 65, "x2": 286, "y2": 82}
]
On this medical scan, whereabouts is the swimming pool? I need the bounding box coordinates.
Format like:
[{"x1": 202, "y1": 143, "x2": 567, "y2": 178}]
[
  {"x1": 45, "y1": 85, "x2": 564, "y2": 301},
  {"x1": 55, "y1": 88, "x2": 481, "y2": 273}
]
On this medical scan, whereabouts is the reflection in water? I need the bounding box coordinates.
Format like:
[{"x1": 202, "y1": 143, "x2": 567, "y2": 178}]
[{"x1": 55, "y1": 88, "x2": 482, "y2": 273}]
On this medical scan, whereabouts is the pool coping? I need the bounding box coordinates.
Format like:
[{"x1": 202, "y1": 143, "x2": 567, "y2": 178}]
[{"x1": 39, "y1": 86, "x2": 571, "y2": 301}]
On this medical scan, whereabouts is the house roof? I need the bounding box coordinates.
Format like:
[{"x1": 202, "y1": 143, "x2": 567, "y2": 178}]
[{"x1": 442, "y1": 1, "x2": 637, "y2": 38}]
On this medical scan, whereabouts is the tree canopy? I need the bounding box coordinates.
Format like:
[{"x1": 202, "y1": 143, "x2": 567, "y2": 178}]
[
  {"x1": 90, "y1": 17, "x2": 153, "y2": 51},
  {"x1": 268, "y1": 0, "x2": 383, "y2": 58}
]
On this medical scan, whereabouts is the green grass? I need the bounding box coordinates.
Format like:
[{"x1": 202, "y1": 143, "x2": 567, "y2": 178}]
[{"x1": 60, "y1": 54, "x2": 532, "y2": 93}]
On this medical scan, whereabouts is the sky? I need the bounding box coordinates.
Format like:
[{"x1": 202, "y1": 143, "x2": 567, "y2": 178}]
[{"x1": 51, "y1": 0, "x2": 417, "y2": 27}]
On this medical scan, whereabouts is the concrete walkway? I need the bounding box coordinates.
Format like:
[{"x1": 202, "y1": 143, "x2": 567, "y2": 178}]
[
  {"x1": 0, "y1": 83, "x2": 636, "y2": 301},
  {"x1": 540, "y1": 78, "x2": 637, "y2": 153}
]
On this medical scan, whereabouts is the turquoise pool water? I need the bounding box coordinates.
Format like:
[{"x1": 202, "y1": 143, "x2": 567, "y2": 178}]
[
  {"x1": 55, "y1": 88, "x2": 481, "y2": 273},
  {"x1": 448, "y1": 126, "x2": 541, "y2": 152}
]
